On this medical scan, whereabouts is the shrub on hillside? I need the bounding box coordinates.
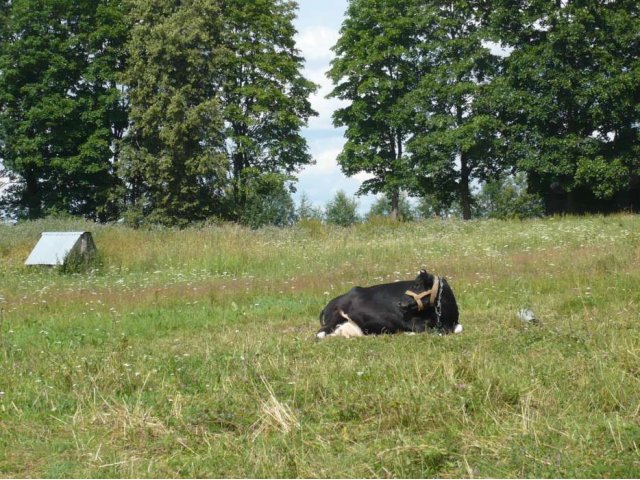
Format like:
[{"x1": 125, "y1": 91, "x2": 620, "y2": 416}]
[
  {"x1": 239, "y1": 173, "x2": 296, "y2": 229},
  {"x1": 296, "y1": 193, "x2": 324, "y2": 222},
  {"x1": 325, "y1": 190, "x2": 359, "y2": 226},
  {"x1": 366, "y1": 193, "x2": 416, "y2": 221},
  {"x1": 475, "y1": 174, "x2": 544, "y2": 220}
]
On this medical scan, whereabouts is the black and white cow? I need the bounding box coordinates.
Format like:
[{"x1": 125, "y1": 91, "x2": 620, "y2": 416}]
[{"x1": 316, "y1": 269, "x2": 462, "y2": 339}]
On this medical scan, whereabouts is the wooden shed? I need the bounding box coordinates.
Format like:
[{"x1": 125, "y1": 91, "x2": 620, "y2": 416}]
[{"x1": 25, "y1": 232, "x2": 97, "y2": 266}]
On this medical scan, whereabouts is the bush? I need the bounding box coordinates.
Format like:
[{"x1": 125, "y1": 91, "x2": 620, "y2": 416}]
[
  {"x1": 475, "y1": 173, "x2": 544, "y2": 220},
  {"x1": 366, "y1": 193, "x2": 416, "y2": 221},
  {"x1": 296, "y1": 193, "x2": 324, "y2": 222},
  {"x1": 239, "y1": 173, "x2": 296, "y2": 229},
  {"x1": 325, "y1": 190, "x2": 360, "y2": 226}
]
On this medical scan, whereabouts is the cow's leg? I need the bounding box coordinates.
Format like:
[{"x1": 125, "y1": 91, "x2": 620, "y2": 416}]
[
  {"x1": 329, "y1": 315, "x2": 364, "y2": 338},
  {"x1": 406, "y1": 317, "x2": 427, "y2": 333},
  {"x1": 317, "y1": 309, "x2": 365, "y2": 339},
  {"x1": 346, "y1": 313, "x2": 408, "y2": 335},
  {"x1": 316, "y1": 322, "x2": 338, "y2": 339},
  {"x1": 316, "y1": 307, "x2": 348, "y2": 339}
]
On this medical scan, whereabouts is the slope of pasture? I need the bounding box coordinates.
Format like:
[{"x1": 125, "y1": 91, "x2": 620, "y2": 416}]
[{"x1": 0, "y1": 215, "x2": 639, "y2": 477}]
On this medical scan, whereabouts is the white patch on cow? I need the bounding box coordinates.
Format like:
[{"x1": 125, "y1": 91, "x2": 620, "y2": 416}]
[
  {"x1": 454, "y1": 323, "x2": 464, "y2": 334},
  {"x1": 316, "y1": 331, "x2": 327, "y2": 339},
  {"x1": 331, "y1": 320, "x2": 364, "y2": 339}
]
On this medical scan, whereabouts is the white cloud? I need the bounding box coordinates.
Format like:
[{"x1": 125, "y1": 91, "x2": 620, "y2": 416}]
[
  {"x1": 295, "y1": 26, "x2": 339, "y2": 62},
  {"x1": 292, "y1": 1, "x2": 378, "y2": 214},
  {"x1": 354, "y1": 171, "x2": 375, "y2": 183},
  {"x1": 308, "y1": 96, "x2": 344, "y2": 130},
  {"x1": 302, "y1": 146, "x2": 343, "y2": 176},
  {"x1": 296, "y1": 28, "x2": 346, "y2": 131}
]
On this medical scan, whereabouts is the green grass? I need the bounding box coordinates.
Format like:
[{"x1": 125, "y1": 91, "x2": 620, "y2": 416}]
[{"x1": 1, "y1": 215, "x2": 640, "y2": 477}]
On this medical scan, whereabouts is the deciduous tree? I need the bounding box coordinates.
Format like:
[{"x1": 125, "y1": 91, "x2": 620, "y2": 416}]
[
  {"x1": 328, "y1": 0, "x2": 420, "y2": 219},
  {"x1": 219, "y1": 0, "x2": 317, "y2": 220},
  {"x1": 366, "y1": 193, "x2": 415, "y2": 221},
  {"x1": 0, "y1": 0, "x2": 128, "y2": 220},
  {"x1": 474, "y1": 173, "x2": 544, "y2": 219},
  {"x1": 491, "y1": 0, "x2": 640, "y2": 213},
  {"x1": 239, "y1": 172, "x2": 296, "y2": 228},
  {"x1": 407, "y1": 0, "x2": 501, "y2": 220},
  {"x1": 325, "y1": 190, "x2": 359, "y2": 226}
]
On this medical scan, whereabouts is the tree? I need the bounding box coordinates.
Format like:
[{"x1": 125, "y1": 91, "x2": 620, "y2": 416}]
[
  {"x1": 0, "y1": 0, "x2": 128, "y2": 221},
  {"x1": 490, "y1": 0, "x2": 640, "y2": 213},
  {"x1": 119, "y1": 0, "x2": 227, "y2": 227},
  {"x1": 407, "y1": 0, "x2": 502, "y2": 220},
  {"x1": 325, "y1": 190, "x2": 360, "y2": 226},
  {"x1": 239, "y1": 172, "x2": 296, "y2": 228},
  {"x1": 296, "y1": 192, "x2": 323, "y2": 221},
  {"x1": 327, "y1": 0, "x2": 420, "y2": 219},
  {"x1": 415, "y1": 193, "x2": 454, "y2": 219},
  {"x1": 366, "y1": 193, "x2": 415, "y2": 221},
  {"x1": 474, "y1": 173, "x2": 544, "y2": 220},
  {"x1": 219, "y1": 0, "x2": 317, "y2": 220}
]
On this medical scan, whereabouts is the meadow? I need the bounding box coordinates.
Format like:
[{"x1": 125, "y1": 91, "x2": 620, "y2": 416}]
[{"x1": 1, "y1": 214, "x2": 639, "y2": 478}]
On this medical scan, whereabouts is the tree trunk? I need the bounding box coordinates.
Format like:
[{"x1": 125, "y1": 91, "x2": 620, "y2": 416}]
[
  {"x1": 389, "y1": 131, "x2": 402, "y2": 220},
  {"x1": 24, "y1": 168, "x2": 41, "y2": 219},
  {"x1": 390, "y1": 188, "x2": 400, "y2": 220},
  {"x1": 232, "y1": 151, "x2": 244, "y2": 217},
  {"x1": 459, "y1": 152, "x2": 472, "y2": 220},
  {"x1": 455, "y1": 101, "x2": 472, "y2": 220}
]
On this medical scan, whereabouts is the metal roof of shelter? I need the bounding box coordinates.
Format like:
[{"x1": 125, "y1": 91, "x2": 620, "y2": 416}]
[{"x1": 25, "y1": 231, "x2": 96, "y2": 266}]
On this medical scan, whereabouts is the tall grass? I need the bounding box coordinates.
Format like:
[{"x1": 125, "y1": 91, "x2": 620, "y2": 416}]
[{"x1": 0, "y1": 215, "x2": 639, "y2": 477}]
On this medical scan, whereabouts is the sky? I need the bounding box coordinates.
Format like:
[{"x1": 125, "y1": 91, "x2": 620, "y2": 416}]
[{"x1": 292, "y1": 0, "x2": 379, "y2": 214}]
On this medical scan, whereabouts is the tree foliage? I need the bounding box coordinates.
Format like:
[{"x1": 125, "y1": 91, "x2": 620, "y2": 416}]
[
  {"x1": 327, "y1": 0, "x2": 420, "y2": 218},
  {"x1": 0, "y1": 0, "x2": 128, "y2": 221},
  {"x1": 490, "y1": 0, "x2": 640, "y2": 213},
  {"x1": 219, "y1": 0, "x2": 317, "y2": 220},
  {"x1": 296, "y1": 192, "x2": 324, "y2": 221},
  {"x1": 1, "y1": 0, "x2": 638, "y2": 224},
  {"x1": 408, "y1": 0, "x2": 502, "y2": 219},
  {"x1": 366, "y1": 193, "x2": 415, "y2": 221},
  {"x1": 0, "y1": 0, "x2": 315, "y2": 227},
  {"x1": 325, "y1": 190, "x2": 360, "y2": 226},
  {"x1": 415, "y1": 193, "x2": 455, "y2": 219},
  {"x1": 118, "y1": 0, "x2": 228, "y2": 227},
  {"x1": 238, "y1": 172, "x2": 296, "y2": 229},
  {"x1": 474, "y1": 173, "x2": 544, "y2": 220}
]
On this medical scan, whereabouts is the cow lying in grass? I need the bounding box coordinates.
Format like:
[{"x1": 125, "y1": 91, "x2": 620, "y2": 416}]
[{"x1": 316, "y1": 269, "x2": 462, "y2": 339}]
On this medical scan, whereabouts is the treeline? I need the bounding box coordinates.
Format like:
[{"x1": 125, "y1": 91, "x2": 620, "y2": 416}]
[
  {"x1": 0, "y1": 0, "x2": 638, "y2": 227},
  {"x1": 329, "y1": 0, "x2": 640, "y2": 219},
  {"x1": 0, "y1": 0, "x2": 315, "y2": 226},
  {"x1": 250, "y1": 177, "x2": 543, "y2": 229}
]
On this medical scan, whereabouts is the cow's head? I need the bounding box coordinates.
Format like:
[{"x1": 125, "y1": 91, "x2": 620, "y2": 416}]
[
  {"x1": 404, "y1": 269, "x2": 462, "y2": 334},
  {"x1": 415, "y1": 269, "x2": 433, "y2": 290},
  {"x1": 402, "y1": 269, "x2": 436, "y2": 300}
]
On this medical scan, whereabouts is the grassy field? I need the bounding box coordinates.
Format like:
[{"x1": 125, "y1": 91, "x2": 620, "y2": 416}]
[{"x1": 1, "y1": 214, "x2": 639, "y2": 478}]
